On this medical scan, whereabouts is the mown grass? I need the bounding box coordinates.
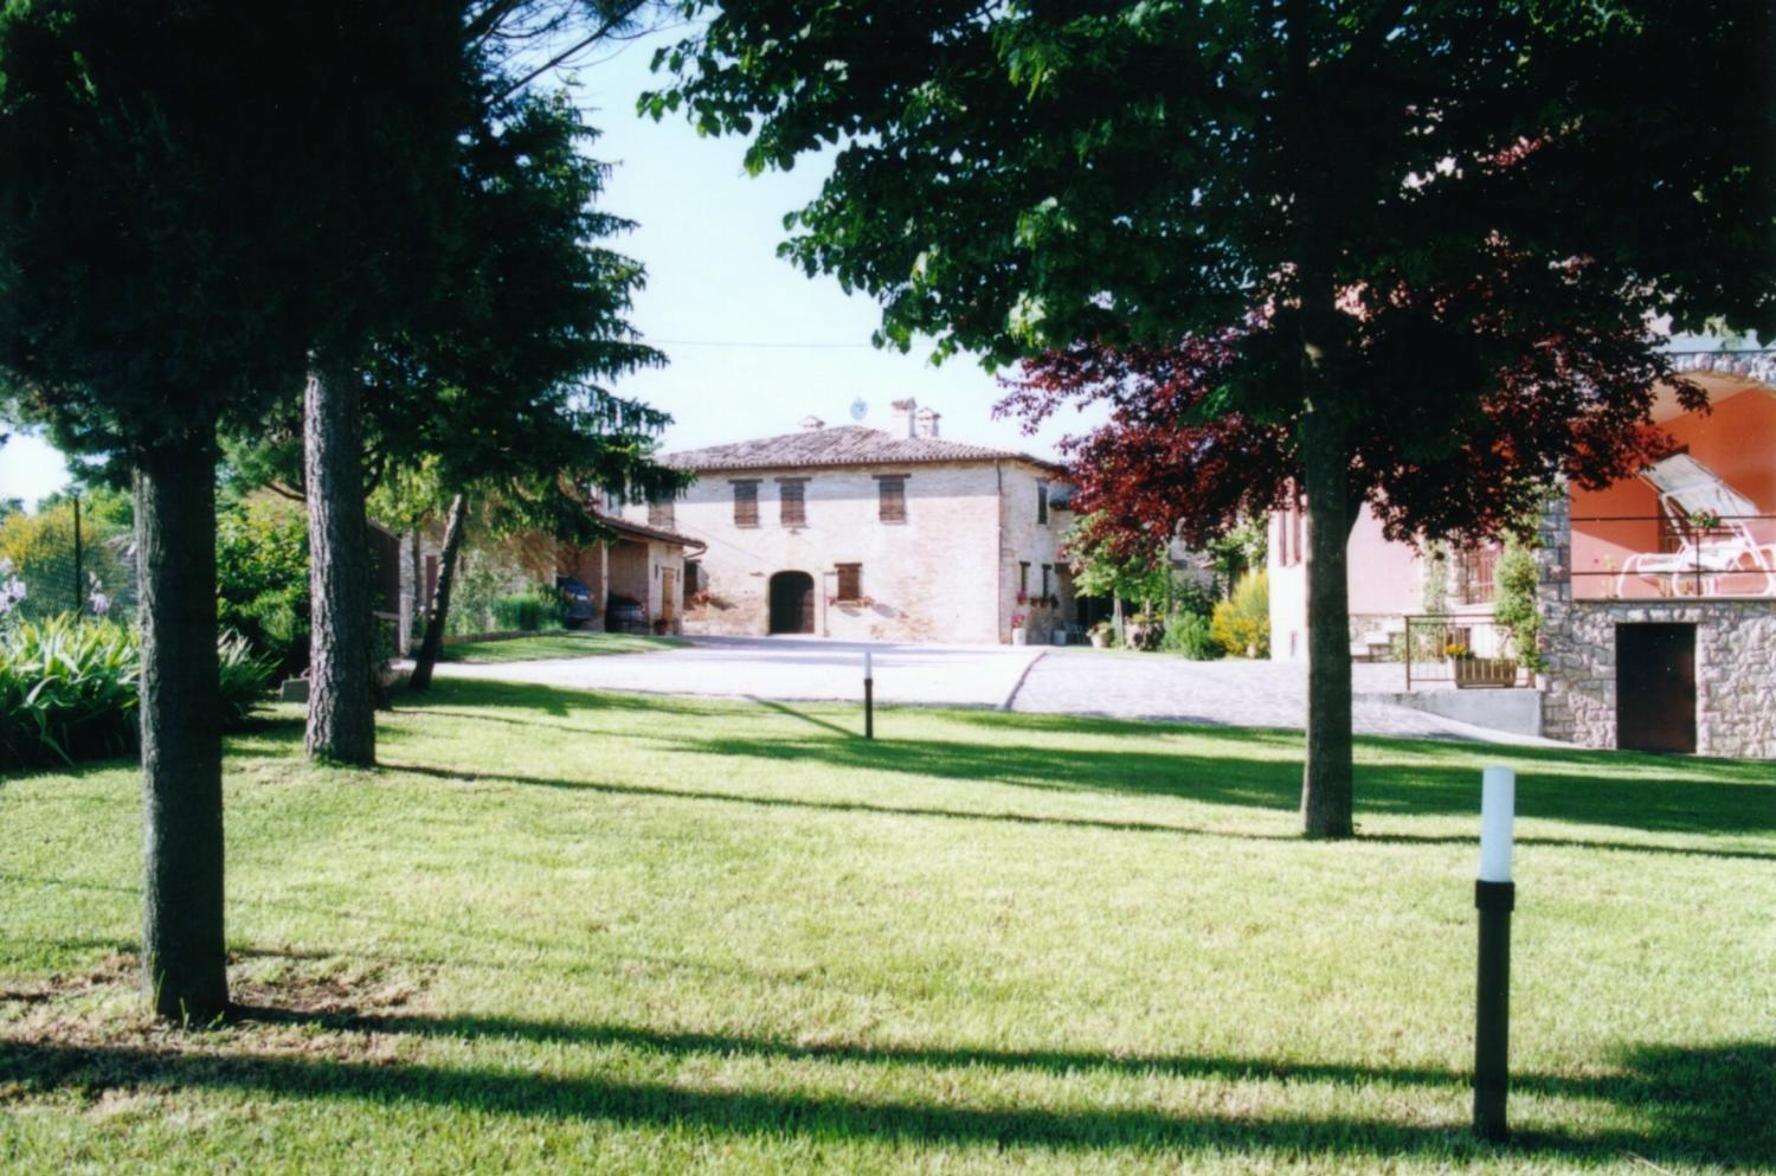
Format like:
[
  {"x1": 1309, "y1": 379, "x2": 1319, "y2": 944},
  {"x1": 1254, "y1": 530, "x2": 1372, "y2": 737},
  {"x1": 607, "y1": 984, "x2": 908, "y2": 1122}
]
[
  {"x1": 440, "y1": 630, "x2": 686, "y2": 663},
  {"x1": 2, "y1": 679, "x2": 1772, "y2": 1173}
]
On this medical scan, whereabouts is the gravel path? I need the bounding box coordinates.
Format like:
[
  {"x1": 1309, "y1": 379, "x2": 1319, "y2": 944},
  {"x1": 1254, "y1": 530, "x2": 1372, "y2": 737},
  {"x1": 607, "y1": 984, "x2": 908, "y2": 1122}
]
[
  {"x1": 1012, "y1": 650, "x2": 1478, "y2": 737},
  {"x1": 437, "y1": 635, "x2": 1552, "y2": 744},
  {"x1": 436, "y1": 635, "x2": 1042, "y2": 709}
]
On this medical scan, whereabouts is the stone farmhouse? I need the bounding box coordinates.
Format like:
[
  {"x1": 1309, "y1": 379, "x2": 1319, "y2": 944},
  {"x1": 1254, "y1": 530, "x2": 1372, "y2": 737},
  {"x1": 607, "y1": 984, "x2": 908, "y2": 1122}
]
[
  {"x1": 618, "y1": 400, "x2": 1075, "y2": 644},
  {"x1": 1267, "y1": 345, "x2": 1776, "y2": 758}
]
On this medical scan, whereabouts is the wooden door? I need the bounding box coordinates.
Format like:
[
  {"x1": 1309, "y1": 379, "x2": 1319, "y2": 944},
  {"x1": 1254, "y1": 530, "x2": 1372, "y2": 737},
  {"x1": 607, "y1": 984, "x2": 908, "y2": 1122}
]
[
  {"x1": 661, "y1": 569, "x2": 676, "y2": 625},
  {"x1": 1616, "y1": 623, "x2": 1696, "y2": 753}
]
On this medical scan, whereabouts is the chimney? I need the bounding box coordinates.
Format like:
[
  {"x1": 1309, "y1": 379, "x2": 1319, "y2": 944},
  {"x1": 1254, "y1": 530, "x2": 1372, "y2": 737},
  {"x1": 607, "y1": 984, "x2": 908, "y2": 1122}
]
[
  {"x1": 914, "y1": 406, "x2": 941, "y2": 438},
  {"x1": 799, "y1": 414, "x2": 825, "y2": 431},
  {"x1": 889, "y1": 397, "x2": 917, "y2": 438}
]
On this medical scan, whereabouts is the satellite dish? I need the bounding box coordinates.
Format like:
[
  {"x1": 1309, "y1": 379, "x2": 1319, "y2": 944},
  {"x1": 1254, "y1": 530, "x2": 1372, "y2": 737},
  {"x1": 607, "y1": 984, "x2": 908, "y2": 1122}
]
[{"x1": 849, "y1": 397, "x2": 869, "y2": 422}]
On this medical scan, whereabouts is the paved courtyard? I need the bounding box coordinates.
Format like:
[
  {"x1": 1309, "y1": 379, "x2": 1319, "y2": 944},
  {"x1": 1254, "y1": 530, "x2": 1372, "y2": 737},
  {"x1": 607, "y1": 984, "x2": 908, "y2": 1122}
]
[{"x1": 438, "y1": 635, "x2": 1546, "y2": 743}]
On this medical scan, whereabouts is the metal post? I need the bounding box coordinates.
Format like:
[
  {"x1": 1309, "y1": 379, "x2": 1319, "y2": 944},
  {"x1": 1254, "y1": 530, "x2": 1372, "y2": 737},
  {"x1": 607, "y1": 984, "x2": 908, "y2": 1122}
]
[
  {"x1": 863, "y1": 649, "x2": 874, "y2": 740},
  {"x1": 71, "y1": 492, "x2": 83, "y2": 616},
  {"x1": 1474, "y1": 765, "x2": 1515, "y2": 1142}
]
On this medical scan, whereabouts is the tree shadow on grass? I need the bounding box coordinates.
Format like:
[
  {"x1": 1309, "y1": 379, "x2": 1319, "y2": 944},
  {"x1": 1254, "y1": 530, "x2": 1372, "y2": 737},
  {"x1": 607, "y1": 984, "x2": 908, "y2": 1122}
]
[
  {"x1": 377, "y1": 763, "x2": 1776, "y2": 864},
  {"x1": 391, "y1": 679, "x2": 1773, "y2": 840},
  {"x1": 1, "y1": 1022, "x2": 1767, "y2": 1168},
  {"x1": 660, "y1": 731, "x2": 1775, "y2": 840}
]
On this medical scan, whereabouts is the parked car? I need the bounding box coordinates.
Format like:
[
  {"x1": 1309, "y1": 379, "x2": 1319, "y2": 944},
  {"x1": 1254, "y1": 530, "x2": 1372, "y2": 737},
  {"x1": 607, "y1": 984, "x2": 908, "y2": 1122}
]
[
  {"x1": 605, "y1": 593, "x2": 647, "y2": 633},
  {"x1": 555, "y1": 575, "x2": 596, "y2": 629}
]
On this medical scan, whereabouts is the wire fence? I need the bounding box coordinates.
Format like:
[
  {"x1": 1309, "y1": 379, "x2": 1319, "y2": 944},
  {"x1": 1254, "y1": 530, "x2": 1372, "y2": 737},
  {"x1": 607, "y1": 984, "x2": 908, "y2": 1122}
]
[{"x1": 0, "y1": 498, "x2": 139, "y2": 627}]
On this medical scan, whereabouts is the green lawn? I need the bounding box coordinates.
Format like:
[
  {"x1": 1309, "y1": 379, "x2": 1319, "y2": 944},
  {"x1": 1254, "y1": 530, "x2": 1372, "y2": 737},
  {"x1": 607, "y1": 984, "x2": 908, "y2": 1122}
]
[
  {"x1": 2, "y1": 681, "x2": 1772, "y2": 1172},
  {"x1": 440, "y1": 629, "x2": 686, "y2": 663}
]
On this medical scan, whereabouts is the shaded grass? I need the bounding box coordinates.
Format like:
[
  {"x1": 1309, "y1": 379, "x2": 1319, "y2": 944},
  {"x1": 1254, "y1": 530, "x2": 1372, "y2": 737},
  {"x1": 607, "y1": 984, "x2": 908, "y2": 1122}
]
[
  {"x1": 2, "y1": 678, "x2": 1772, "y2": 1172},
  {"x1": 439, "y1": 630, "x2": 687, "y2": 663}
]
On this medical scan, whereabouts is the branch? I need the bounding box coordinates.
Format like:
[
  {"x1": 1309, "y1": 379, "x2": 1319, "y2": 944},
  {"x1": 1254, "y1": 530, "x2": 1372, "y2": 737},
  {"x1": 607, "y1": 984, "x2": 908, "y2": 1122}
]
[{"x1": 493, "y1": 2, "x2": 649, "y2": 100}]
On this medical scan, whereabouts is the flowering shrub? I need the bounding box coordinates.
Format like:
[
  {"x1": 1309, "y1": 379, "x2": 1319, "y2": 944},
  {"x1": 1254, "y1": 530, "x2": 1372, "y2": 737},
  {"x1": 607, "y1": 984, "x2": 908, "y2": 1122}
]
[
  {"x1": 0, "y1": 558, "x2": 26, "y2": 620},
  {"x1": 1209, "y1": 571, "x2": 1269, "y2": 657}
]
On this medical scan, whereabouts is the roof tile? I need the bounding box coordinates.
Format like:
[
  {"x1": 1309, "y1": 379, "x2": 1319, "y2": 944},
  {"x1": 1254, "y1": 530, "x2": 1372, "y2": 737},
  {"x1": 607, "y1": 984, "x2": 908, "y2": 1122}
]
[{"x1": 661, "y1": 425, "x2": 1058, "y2": 473}]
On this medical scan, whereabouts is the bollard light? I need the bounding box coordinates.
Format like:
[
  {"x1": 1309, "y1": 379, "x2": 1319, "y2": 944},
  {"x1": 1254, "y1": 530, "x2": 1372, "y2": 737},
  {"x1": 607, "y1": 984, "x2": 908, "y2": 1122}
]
[
  {"x1": 1473, "y1": 765, "x2": 1516, "y2": 1142},
  {"x1": 863, "y1": 649, "x2": 875, "y2": 740}
]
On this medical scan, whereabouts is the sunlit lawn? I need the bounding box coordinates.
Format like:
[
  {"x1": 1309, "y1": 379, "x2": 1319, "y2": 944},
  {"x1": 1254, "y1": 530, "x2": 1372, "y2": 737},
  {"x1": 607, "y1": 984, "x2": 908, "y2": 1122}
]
[
  {"x1": 440, "y1": 629, "x2": 686, "y2": 663},
  {"x1": 2, "y1": 680, "x2": 1771, "y2": 1172}
]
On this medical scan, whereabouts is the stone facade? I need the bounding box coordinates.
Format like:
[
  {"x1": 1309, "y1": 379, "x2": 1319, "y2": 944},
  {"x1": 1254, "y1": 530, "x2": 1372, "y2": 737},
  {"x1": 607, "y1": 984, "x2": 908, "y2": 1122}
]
[
  {"x1": 631, "y1": 421, "x2": 1073, "y2": 645},
  {"x1": 1535, "y1": 496, "x2": 1776, "y2": 758}
]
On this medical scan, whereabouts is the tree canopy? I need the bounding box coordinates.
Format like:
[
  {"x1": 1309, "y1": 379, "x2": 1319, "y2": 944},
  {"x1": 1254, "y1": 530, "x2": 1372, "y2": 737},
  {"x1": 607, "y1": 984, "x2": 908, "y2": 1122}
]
[{"x1": 652, "y1": 0, "x2": 1775, "y2": 837}]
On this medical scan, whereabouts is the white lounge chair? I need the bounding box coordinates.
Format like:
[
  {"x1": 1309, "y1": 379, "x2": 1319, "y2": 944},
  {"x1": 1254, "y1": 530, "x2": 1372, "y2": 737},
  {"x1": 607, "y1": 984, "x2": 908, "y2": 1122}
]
[{"x1": 1615, "y1": 453, "x2": 1776, "y2": 597}]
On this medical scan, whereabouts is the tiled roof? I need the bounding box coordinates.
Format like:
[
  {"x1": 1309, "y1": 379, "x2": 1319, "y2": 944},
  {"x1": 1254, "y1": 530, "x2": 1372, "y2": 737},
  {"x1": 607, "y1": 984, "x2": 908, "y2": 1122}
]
[{"x1": 661, "y1": 425, "x2": 1063, "y2": 474}]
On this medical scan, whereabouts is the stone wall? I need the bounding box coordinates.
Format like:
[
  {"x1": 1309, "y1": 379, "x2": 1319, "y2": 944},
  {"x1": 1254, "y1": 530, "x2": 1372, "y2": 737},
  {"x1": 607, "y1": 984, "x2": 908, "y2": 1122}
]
[
  {"x1": 1535, "y1": 496, "x2": 1776, "y2": 757},
  {"x1": 633, "y1": 458, "x2": 1071, "y2": 644}
]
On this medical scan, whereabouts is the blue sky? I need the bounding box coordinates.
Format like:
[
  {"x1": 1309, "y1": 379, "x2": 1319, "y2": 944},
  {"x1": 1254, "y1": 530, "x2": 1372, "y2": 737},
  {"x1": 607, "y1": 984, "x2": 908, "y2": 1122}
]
[{"x1": 0, "y1": 25, "x2": 1093, "y2": 509}]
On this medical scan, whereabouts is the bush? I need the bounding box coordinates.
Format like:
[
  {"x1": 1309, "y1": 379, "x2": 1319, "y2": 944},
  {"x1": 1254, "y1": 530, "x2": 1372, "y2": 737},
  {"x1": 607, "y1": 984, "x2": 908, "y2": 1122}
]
[
  {"x1": 217, "y1": 630, "x2": 278, "y2": 727},
  {"x1": 489, "y1": 587, "x2": 562, "y2": 633},
  {"x1": 1171, "y1": 578, "x2": 1217, "y2": 620},
  {"x1": 0, "y1": 615, "x2": 139, "y2": 767},
  {"x1": 1162, "y1": 611, "x2": 1225, "y2": 660},
  {"x1": 1492, "y1": 539, "x2": 1545, "y2": 672},
  {"x1": 1, "y1": 616, "x2": 274, "y2": 769},
  {"x1": 1210, "y1": 571, "x2": 1270, "y2": 657},
  {"x1": 216, "y1": 496, "x2": 310, "y2": 676}
]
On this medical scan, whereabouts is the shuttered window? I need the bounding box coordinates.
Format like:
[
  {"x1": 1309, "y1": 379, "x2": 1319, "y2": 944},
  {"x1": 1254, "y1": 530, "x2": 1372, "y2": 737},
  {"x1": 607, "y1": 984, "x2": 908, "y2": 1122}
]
[
  {"x1": 1037, "y1": 482, "x2": 1050, "y2": 525},
  {"x1": 877, "y1": 475, "x2": 907, "y2": 523},
  {"x1": 778, "y1": 478, "x2": 807, "y2": 527},
  {"x1": 1019, "y1": 561, "x2": 1030, "y2": 595},
  {"x1": 732, "y1": 480, "x2": 760, "y2": 527},
  {"x1": 836, "y1": 563, "x2": 863, "y2": 601},
  {"x1": 1041, "y1": 564, "x2": 1052, "y2": 598}
]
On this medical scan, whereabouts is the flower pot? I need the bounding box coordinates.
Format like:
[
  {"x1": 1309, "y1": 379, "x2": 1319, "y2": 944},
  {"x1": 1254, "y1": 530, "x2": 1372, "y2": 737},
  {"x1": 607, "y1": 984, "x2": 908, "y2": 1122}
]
[
  {"x1": 1089, "y1": 632, "x2": 1110, "y2": 649},
  {"x1": 1011, "y1": 629, "x2": 1027, "y2": 646},
  {"x1": 1453, "y1": 656, "x2": 1517, "y2": 689}
]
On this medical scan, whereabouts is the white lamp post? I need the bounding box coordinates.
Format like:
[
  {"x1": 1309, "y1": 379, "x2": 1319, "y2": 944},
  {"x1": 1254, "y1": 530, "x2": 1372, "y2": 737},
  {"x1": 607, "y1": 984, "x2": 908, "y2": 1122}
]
[
  {"x1": 1474, "y1": 765, "x2": 1516, "y2": 1141},
  {"x1": 862, "y1": 649, "x2": 874, "y2": 739}
]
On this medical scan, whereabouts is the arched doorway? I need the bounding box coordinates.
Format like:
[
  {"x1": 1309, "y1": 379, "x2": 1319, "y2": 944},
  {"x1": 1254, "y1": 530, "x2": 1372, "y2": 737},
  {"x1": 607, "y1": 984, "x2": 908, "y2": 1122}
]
[{"x1": 768, "y1": 571, "x2": 815, "y2": 635}]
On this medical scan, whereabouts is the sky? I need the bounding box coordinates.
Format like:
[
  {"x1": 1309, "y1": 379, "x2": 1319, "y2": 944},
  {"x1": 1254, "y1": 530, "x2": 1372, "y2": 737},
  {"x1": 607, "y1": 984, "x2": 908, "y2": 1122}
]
[{"x1": 0, "y1": 23, "x2": 1096, "y2": 510}]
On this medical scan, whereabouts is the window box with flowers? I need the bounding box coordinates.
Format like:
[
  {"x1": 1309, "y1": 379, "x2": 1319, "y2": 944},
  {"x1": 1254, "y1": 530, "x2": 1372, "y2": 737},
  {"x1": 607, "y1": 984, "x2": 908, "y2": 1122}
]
[{"x1": 1446, "y1": 642, "x2": 1517, "y2": 689}]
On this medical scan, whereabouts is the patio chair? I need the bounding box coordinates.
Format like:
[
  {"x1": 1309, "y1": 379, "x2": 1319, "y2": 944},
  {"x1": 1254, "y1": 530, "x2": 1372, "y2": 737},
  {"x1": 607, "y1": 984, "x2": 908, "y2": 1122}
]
[{"x1": 1615, "y1": 453, "x2": 1776, "y2": 597}]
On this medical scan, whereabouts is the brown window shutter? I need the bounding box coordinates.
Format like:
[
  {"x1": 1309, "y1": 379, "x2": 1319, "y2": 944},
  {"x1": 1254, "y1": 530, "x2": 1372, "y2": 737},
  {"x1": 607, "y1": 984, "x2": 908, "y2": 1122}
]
[
  {"x1": 877, "y1": 475, "x2": 907, "y2": 523},
  {"x1": 732, "y1": 481, "x2": 759, "y2": 527},
  {"x1": 778, "y1": 478, "x2": 807, "y2": 527},
  {"x1": 836, "y1": 562, "x2": 862, "y2": 601}
]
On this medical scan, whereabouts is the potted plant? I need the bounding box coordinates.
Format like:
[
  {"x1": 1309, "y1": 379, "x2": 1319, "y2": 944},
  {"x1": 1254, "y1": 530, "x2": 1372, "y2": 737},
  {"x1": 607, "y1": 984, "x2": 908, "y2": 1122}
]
[
  {"x1": 1088, "y1": 620, "x2": 1113, "y2": 649},
  {"x1": 1125, "y1": 610, "x2": 1164, "y2": 651},
  {"x1": 1447, "y1": 641, "x2": 1516, "y2": 688},
  {"x1": 1010, "y1": 612, "x2": 1028, "y2": 645}
]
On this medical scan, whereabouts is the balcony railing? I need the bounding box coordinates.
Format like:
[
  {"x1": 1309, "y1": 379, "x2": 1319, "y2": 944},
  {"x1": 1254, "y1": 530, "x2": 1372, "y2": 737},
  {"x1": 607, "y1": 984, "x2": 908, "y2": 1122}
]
[
  {"x1": 1402, "y1": 616, "x2": 1532, "y2": 691},
  {"x1": 1569, "y1": 514, "x2": 1776, "y2": 601}
]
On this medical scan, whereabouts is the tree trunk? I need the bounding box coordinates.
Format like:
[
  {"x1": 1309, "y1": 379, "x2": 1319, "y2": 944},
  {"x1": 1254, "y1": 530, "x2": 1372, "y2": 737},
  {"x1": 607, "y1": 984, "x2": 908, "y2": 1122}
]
[
  {"x1": 407, "y1": 492, "x2": 468, "y2": 692},
  {"x1": 304, "y1": 362, "x2": 376, "y2": 765},
  {"x1": 1299, "y1": 397, "x2": 1355, "y2": 839},
  {"x1": 135, "y1": 438, "x2": 229, "y2": 1022}
]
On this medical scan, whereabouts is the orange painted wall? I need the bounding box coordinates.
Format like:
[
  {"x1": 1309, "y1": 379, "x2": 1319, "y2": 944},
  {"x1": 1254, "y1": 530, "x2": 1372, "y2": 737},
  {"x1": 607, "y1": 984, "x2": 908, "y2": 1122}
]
[{"x1": 1571, "y1": 388, "x2": 1776, "y2": 597}]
